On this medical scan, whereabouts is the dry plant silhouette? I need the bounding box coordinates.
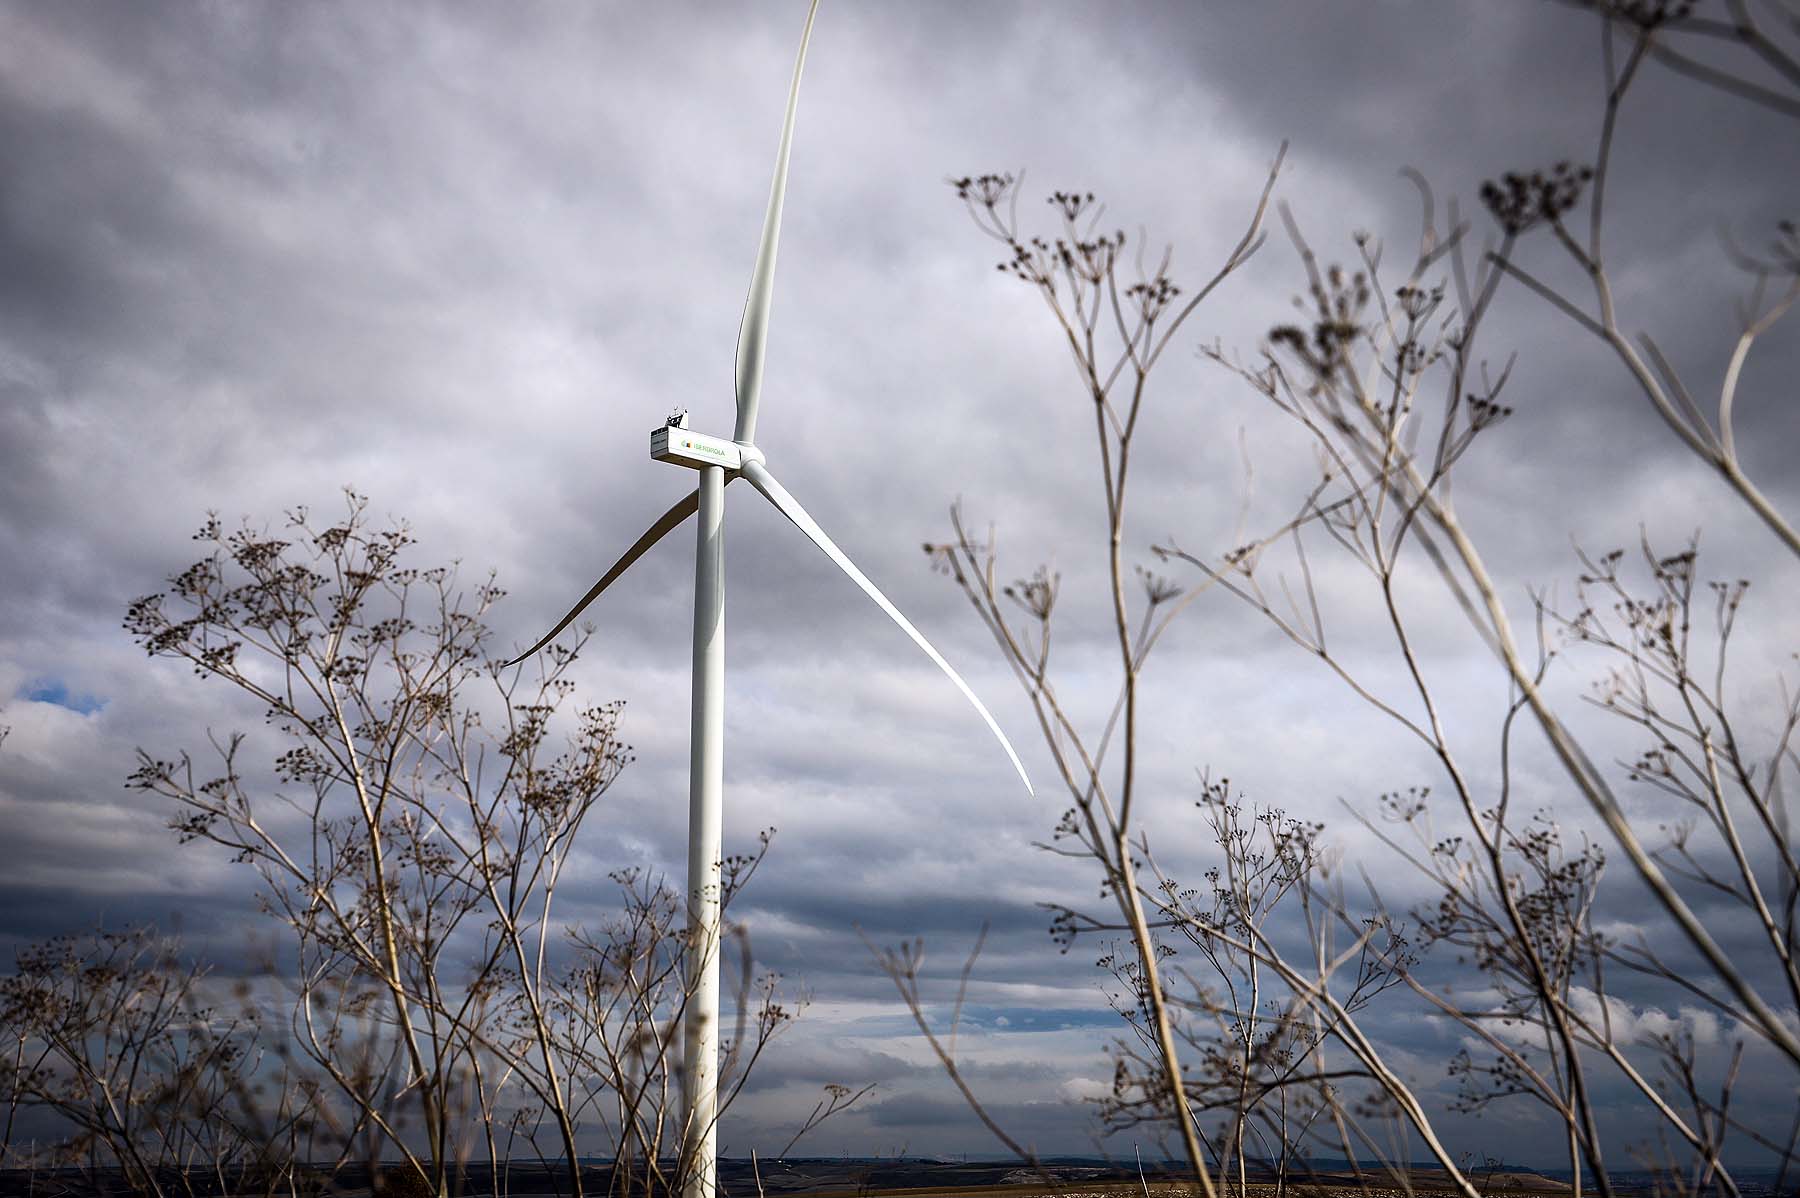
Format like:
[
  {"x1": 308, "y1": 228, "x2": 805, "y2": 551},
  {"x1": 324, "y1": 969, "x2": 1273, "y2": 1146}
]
[
  {"x1": 2, "y1": 492, "x2": 867, "y2": 1197},
  {"x1": 884, "y1": 4, "x2": 1800, "y2": 1197},
  {"x1": 0, "y1": 926, "x2": 324, "y2": 1198}
]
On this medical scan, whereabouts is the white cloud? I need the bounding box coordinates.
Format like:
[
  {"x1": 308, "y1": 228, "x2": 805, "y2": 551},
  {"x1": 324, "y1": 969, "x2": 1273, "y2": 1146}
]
[{"x1": 1058, "y1": 1075, "x2": 1109, "y2": 1103}]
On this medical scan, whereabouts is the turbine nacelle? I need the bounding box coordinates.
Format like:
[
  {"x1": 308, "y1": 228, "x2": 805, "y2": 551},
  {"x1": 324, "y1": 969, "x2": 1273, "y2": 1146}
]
[{"x1": 650, "y1": 425, "x2": 749, "y2": 471}]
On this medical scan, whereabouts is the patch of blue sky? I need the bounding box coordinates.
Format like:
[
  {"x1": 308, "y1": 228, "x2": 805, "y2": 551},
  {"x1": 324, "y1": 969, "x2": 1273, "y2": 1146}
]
[{"x1": 22, "y1": 679, "x2": 105, "y2": 715}]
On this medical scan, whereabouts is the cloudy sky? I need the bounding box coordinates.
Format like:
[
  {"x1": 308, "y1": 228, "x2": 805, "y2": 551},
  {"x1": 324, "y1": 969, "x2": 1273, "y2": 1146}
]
[{"x1": 3, "y1": 0, "x2": 1798, "y2": 1171}]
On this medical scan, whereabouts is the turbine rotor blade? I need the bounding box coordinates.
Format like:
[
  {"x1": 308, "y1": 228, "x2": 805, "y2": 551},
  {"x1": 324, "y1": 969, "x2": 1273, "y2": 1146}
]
[
  {"x1": 732, "y1": 0, "x2": 821, "y2": 446},
  {"x1": 505, "y1": 487, "x2": 704, "y2": 667},
  {"x1": 739, "y1": 459, "x2": 1033, "y2": 795}
]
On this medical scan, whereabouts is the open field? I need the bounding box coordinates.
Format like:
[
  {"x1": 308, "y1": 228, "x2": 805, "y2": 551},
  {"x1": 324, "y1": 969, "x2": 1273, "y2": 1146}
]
[
  {"x1": 0, "y1": 1161, "x2": 1579, "y2": 1198},
  {"x1": 734, "y1": 1161, "x2": 1575, "y2": 1198}
]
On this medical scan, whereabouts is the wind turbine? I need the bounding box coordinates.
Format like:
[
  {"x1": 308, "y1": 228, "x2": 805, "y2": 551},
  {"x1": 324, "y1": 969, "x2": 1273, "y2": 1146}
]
[{"x1": 505, "y1": 3, "x2": 1032, "y2": 1194}]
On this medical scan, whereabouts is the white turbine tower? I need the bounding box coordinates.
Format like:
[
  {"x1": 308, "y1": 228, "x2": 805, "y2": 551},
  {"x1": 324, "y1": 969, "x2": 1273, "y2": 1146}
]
[{"x1": 506, "y1": 4, "x2": 1032, "y2": 1195}]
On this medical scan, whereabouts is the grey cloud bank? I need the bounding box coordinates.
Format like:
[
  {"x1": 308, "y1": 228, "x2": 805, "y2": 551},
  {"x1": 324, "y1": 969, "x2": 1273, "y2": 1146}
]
[{"x1": 2, "y1": 0, "x2": 1797, "y2": 1167}]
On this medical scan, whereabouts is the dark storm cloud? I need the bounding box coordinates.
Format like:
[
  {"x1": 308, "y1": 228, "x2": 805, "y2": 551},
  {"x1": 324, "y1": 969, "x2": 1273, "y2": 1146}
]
[
  {"x1": 2, "y1": 0, "x2": 1797, "y2": 1166},
  {"x1": 865, "y1": 1092, "x2": 974, "y2": 1129}
]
